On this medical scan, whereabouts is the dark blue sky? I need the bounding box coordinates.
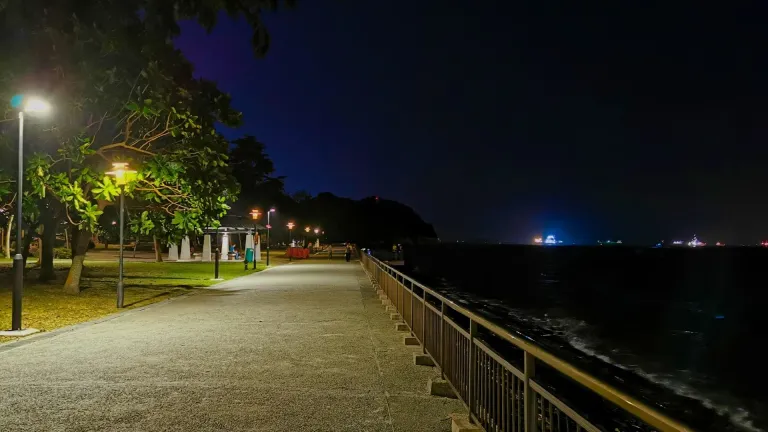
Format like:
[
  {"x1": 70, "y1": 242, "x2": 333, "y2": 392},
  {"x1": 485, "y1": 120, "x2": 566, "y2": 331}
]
[{"x1": 176, "y1": 1, "x2": 768, "y2": 245}]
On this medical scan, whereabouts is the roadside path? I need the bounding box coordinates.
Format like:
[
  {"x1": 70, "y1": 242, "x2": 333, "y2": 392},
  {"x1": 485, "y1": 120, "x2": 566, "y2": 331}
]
[{"x1": 0, "y1": 262, "x2": 461, "y2": 431}]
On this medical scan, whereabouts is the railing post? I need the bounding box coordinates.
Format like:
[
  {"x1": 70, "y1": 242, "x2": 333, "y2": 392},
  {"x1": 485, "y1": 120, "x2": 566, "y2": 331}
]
[
  {"x1": 440, "y1": 302, "x2": 446, "y2": 379},
  {"x1": 421, "y1": 289, "x2": 426, "y2": 354},
  {"x1": 397, "y1": 274, "x2": 401, "y2": 313},
  {"x1": 410, "y1": 282, "x2": 414, "y2": 330},
  {"x1": 468, "y1": 319, "x2": 478, "y2": 418},
  {"x1": 524, "y1": 352, "x2": 537, "y2": 432}
]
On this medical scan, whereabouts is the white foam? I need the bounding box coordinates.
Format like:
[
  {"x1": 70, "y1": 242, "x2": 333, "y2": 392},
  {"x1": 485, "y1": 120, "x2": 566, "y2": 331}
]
[
  {"x1": 437, "y1": 289, "x2": 764, "y2": 431},
  {"x1": 554, "y1": 317, "x2": 763, "y2": 432}
]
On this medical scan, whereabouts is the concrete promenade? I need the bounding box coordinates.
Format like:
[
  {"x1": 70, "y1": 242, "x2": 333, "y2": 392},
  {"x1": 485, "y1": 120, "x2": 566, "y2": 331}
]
[{"x1": 0, "y1": 260, "x2": 462, "y2": 431}]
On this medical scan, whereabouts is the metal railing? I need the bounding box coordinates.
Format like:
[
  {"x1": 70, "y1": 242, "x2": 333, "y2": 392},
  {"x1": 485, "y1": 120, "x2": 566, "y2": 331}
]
[{"x1": 361, "y1": 254, "x2": 693, "y2": 432}]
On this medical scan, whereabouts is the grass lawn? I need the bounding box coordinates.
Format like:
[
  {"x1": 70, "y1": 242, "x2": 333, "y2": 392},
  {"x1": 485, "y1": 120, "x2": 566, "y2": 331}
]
[{"x1": 0, "y1": 259, "x2": 272, "y2": 343}]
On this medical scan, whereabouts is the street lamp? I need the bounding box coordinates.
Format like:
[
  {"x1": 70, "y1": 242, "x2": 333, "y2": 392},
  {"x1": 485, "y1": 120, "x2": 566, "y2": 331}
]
[
  {"x1": 266, "y1": 208, "x2": 275, "y2": 266},
  {"x1": 9, "y1": 96, "x2": 51, "y2": 332},
  {"x1": 287, "y1": 222, "x2": 295, "y2": 261},
  {"x1": 106, "y1": 162, "x2": 136, "y2": 308},
  {"x1": 287, "y1": 222, "x2": 295, "y2": 244},
  {"x1": 314, "y1": 228, "x2": 320, "y2": 248},
  {"x1": 250, "y1": 209, "x2": 261, "y2": 269}
]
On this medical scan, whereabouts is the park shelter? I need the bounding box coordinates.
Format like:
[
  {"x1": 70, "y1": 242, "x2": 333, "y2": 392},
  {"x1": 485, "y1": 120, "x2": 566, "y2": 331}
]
[{"x1": 167, "y1": 215, "x2": 265, "y2": 262}]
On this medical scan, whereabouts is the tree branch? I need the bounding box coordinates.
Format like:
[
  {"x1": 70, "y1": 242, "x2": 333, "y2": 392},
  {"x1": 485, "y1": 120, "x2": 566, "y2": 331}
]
[{"x1": 98, "y1": 142, "x2": 156, "y2": 156}]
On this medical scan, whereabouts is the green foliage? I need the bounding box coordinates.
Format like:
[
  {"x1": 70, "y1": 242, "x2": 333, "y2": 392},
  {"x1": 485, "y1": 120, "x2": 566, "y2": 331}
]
[
  {"x1": 54, "y1": 247, "x2": 72, "y2": 259},
  {"x1": 0, "y1": 171, "x2": 13, "y2": 213},
  {"x1": 91, "y1": 176, "x2": 121, "y2": 202},
  {"x1": 8, "y1": 0, "x2": 242, "y2": 245}
]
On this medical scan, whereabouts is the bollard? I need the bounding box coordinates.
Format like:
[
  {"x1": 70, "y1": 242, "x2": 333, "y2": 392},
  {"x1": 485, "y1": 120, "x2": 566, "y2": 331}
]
[{"x1": 214, "y1": 247, "x2": 220, "y2": 279}]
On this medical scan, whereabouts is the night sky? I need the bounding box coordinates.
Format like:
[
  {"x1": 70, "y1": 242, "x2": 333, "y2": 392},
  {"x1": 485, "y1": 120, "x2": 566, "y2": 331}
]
[{"x1": 176, "y1": 1, "x2": 768, "y2": 245}]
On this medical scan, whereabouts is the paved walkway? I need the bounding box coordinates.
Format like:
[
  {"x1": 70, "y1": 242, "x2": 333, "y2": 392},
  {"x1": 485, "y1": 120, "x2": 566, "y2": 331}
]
[{"x1": 0, "y1": 262, "x2": 462, "y2": 431}]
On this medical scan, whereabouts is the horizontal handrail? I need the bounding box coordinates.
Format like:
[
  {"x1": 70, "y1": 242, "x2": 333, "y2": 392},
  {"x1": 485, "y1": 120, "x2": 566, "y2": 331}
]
[{"x1": 362, "y1": 253, "x2": 692, "y2": 432}]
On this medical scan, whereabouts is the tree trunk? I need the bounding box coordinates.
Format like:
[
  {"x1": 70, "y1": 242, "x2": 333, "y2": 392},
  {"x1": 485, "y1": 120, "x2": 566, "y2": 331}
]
[
  {"x1": 63, "y1": 228, "x2": 91, "y2": 294},
  {"x1": 64, "y1": 227, "x2": 69, "y2": 250},
  {"x1": 39, "y1": 213, "x2": 56, "y2": 281},
  {"x1": 35, "y1": 237, "x2": 42, "y2": 266},
  {"x1": 21, "y1": 223, "x2": 39, "y2": 268},
  {"x1": 5, "y1": 215, "x2": 13, "y2": 259},
  {"x1": 70, "y1": 226, "x2": 79, "y2": 258},
  {"x1": 153, "y1": 235, "x2": 163, "y2": 262}
]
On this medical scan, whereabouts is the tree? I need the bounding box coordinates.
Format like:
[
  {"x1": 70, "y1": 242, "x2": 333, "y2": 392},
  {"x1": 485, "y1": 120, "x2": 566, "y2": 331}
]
[
  {"x1": 229, "y1": 135, "x2": 291, "y2": 213},
  {"x1": 292, "y1": 190, "x2": 312, "y2": 203},
  {"x1": 0, "y1": 1, "x2": 298, "y2": 289},
  {"x1": 8, "y1": 7, "x2": 239, "y2": 293}
]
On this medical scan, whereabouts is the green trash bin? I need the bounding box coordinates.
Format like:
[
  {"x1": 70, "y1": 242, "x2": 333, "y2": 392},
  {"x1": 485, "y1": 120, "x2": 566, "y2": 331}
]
[{"x1": 245, "y1": 248, "x2": 254, "y2": 263}]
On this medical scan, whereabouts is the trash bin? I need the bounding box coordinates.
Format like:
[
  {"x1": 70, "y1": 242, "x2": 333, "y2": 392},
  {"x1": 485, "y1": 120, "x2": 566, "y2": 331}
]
[{"x1": 245, "y1": 248, "x2": 254, "y2": 263}]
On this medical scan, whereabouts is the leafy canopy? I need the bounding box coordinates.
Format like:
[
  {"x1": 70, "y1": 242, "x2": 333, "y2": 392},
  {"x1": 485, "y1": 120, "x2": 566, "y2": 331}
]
[{"x1": 0, "y1": 0, "x2": 244, "y2": 242}]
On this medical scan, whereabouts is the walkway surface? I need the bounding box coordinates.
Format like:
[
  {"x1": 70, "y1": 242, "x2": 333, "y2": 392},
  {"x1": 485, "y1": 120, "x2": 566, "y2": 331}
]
[{"x1": 0, "y1": 261, "x2": 462, "y2": 431}]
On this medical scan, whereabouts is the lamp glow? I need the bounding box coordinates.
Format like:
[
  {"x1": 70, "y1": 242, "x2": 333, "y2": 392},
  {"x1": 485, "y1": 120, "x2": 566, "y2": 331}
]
[
  {"x1": 106, "y1": 162, "x2": 136, "y2": 186},
  {"x1": 24, "y1": 98, "x2": 51, "y2": 114}
]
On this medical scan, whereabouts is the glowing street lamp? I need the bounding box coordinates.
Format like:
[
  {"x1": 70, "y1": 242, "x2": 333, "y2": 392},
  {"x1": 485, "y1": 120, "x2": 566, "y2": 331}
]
[
  {"x1": 287, "y1": 222, "x2": 296, "y2": 261},
  {"x1": 248, "y1": 209, "x2": 262, "y2": 269},
  {"x1": 106, "y1": 162, "x2": 136, "y2": 308},
  {"x1": 7, "y1": 95, "x2": 51, "y2": 333},
  {"x1": 266, "y1": 208, "x2": 276, "y2": 266},
  {"x1": 24, "y1": 98, "x2": 51, "y2": 114}
]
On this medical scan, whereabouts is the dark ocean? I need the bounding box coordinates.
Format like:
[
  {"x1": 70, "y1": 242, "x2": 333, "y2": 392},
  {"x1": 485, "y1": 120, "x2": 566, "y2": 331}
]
[{"x1": 391, "y1": 244, "x2": 768, "y2": 432}]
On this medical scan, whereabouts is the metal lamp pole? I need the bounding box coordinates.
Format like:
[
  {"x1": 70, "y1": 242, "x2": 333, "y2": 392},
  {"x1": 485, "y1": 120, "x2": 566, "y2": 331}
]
[
  {"x1": 249, "y1": 209, "x2": 261, "y2": 270},
  {"x1": 266, "y1": 209, "x2": 274, "y2": 266},
  {"x1": 117, "y1": 186, "x2": 125, "y2": 308},
  {"x1": 106, "y1": 162, "x2": 135, "y2": 308},
  {"x1": 10, "y1": 97, "x2": 51, "y2": 331},
  {"x1": 287, "y1": 222, "x2": 295, "y2": 262},
  {"x1": 11, "y1": 111, "x2": 24, "y2": 330}
]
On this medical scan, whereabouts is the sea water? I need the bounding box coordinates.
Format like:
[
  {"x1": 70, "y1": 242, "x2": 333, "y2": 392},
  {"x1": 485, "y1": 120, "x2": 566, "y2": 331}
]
[{"x1": 396, "y1": 244, "x2": 767, "y2": 431}]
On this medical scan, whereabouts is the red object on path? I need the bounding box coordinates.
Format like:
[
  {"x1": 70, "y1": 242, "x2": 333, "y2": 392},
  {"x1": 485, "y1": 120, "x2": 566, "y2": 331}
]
[{"x1": 285, "y1": 247, "x2": 310, "y2": 259}]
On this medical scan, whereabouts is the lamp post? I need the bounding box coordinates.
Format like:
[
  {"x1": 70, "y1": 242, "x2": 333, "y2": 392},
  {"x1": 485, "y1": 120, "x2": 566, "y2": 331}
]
[
  {"x1": 9, "y1": 96, "x2": 50, "y2": 331},
  {"x1": 304, "y1": 226, "x2": 310, "y2": 247},
  {"x1": 266, "y1": 208, "x2": 275, "y2": 266},
  {"x1": 287, "y1": 221, "x2": 295, "y2": 261},
  {"x1": 250, "y1": 209, "x2": 261, "y2": 270},
  {"x1": 106, "y1": 162, "x2": 136, "y2": 308},
  {"x1": 314, "y1": 228, "x2": 320, "y2": 248}
]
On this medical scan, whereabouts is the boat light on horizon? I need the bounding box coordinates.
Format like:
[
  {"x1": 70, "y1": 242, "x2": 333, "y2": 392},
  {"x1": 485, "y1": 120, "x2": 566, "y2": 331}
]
[{"x1": 688, "y1": 235, "x2": 705, "y2": 247}]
